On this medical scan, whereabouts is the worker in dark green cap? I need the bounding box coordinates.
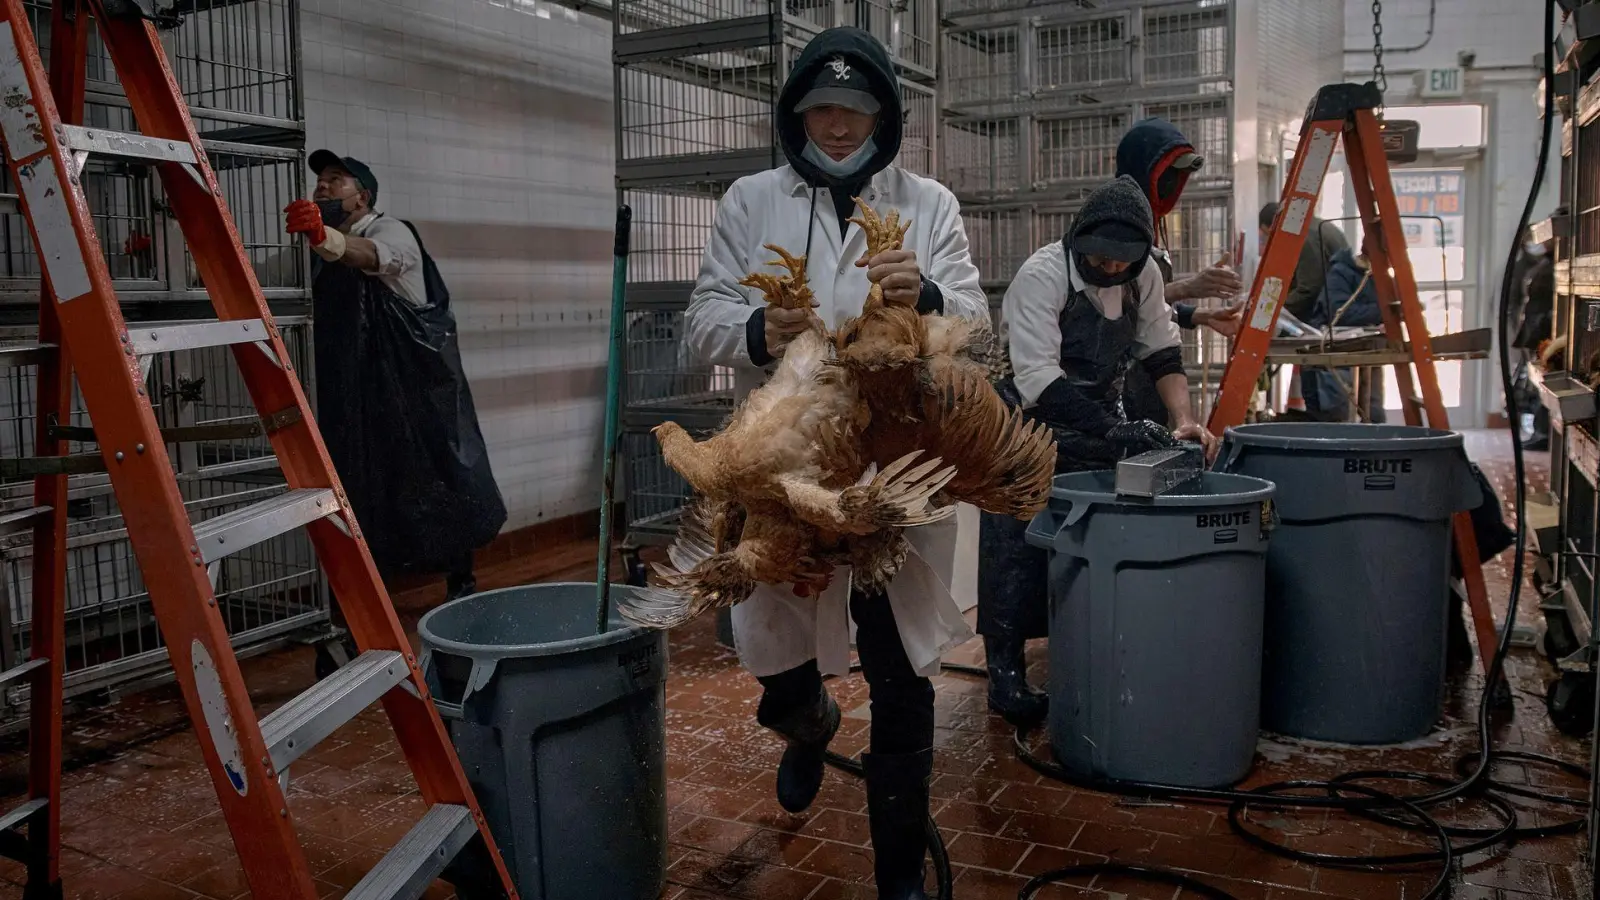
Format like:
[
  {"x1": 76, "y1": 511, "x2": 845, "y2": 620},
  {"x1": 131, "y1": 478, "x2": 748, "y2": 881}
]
[{"x1": 286, "y1": 151, "x2": 506, "y2": 672}]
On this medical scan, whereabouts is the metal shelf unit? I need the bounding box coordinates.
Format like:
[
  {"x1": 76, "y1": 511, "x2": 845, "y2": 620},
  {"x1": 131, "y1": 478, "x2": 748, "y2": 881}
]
[
  {"x1": 0, "y1": 0, "x2": 319, "y2": 727},
  {"x1": 1541, "y1": 47, "x2": 1600, "y2": 875},
  {"x1": 613, "y1": 0, "x2": 938, "y2": 547}
]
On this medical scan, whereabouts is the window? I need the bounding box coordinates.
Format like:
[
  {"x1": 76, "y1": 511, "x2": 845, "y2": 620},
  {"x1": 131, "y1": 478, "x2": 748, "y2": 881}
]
[{"x1": 1380, "y1": 104, "x2": 1486, "y2": 150}]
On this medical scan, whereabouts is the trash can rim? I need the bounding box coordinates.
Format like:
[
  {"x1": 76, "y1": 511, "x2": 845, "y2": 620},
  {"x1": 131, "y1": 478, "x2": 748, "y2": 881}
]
[
  {"x1": 1222, "y1": 422, "x2": 1461, "y2": 452},
  {"x1": 1049, "y1": 470, "x2": 1277, "y2": 507},
  {"x1": 417, "y1": 582, "x2": 652, "y2": 659}
]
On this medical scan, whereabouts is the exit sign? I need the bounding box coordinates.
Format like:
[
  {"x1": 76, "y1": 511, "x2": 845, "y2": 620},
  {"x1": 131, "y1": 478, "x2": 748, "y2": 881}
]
[{"x1": 1419, "y1": 67, "x2": 1465, "y2": 98}]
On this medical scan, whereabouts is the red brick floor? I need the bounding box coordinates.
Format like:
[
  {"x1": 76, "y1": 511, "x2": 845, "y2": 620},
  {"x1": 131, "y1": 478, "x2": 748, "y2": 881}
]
[{"x1": 0, "y1": 430, "x2": 1589, "y2": 899}]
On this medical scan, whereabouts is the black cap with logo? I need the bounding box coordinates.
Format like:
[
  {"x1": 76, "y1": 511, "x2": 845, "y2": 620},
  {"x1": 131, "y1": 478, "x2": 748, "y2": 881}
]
[{"x1": 309, "y1": 149, "x2": 379, "y2": 205}]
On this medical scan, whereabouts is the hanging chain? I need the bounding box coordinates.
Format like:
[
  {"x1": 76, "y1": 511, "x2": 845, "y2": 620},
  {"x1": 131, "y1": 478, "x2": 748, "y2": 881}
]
[{"x1": 1371, "y1": 0, "x2": 1388, "y2": 98}]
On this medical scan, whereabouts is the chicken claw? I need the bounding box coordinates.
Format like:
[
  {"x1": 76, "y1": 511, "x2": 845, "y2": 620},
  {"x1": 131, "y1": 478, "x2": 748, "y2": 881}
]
[{"x1": 738, "y1": 243, "x2": 816, "y2": 311}]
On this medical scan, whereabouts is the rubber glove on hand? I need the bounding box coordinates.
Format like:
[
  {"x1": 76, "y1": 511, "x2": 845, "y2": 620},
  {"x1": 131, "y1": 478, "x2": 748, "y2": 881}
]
[
  {"x1": 1106, "y1": 420, "x2": 1180, "y2": 457},
  {"x1": 284, "y1": 199, "x2": 348, "y2": 260}
]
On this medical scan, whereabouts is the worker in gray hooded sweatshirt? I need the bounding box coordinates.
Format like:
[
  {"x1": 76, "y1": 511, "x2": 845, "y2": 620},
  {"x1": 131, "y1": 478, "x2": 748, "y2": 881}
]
[
  {"x1": 976, "y1": 175, "x2": 1219, "y2": 726},
  {"x1": 683, "y1": 26, "x2": 986, "y2": 900}
]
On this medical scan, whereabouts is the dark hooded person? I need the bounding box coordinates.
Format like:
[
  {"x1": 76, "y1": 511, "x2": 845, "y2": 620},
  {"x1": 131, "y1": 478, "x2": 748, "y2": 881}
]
[
  {"x1": 682, "y1": 27, "x2": 986, "y2": 900},
  {"x1": 283, "y1": 152, "x2": 507, "y2": 671},
  {"x1": 1114, "y1": 117, "x2": 1244, "y2": 427},
  {"x1": 975, "y1": 175, "x2": 1219, "y2": 726}
]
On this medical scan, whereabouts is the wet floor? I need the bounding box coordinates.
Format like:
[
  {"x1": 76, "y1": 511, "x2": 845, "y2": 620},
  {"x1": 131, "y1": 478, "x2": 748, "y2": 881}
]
[{"x1": 0, "y1": 429, "x2": 1587, "y2": 900}]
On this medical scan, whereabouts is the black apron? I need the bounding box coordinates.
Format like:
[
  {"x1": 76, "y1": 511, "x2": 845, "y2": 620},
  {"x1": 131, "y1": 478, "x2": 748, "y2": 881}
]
[
  {"x1": 1121, "y1": 248, "x2": 1173, "y2": 428},
  {"x1": 311, "y1": 221, "x2": 508, "y2": 576},
  {"x1": 975, "y1": 281, "x2": 1139, "y2": 641}
]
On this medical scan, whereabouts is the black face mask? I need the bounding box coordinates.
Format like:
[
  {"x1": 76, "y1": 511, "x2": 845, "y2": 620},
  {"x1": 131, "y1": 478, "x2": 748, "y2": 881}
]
[
  {"x1": 1072, "y1": 248, "x2": 1145, "y2": 288},
  {"x1": 317, "y1": 198, "x2": 351, "y2": 229}
]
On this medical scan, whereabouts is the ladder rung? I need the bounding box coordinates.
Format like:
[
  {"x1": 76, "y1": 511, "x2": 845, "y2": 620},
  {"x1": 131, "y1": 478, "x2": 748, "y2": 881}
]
[
  {"x1": 345, "y1": 804, "x2": 477, "y2": 900},
  {"x1": 191, "y1": 488, "x2": 337, "y2": 564},
  {"x1": 125, "y1": 319, "x2": 269, "y2": 357},
  {"x1": 0, "y1": 658, "x2": 45, "y2": 689},
  {"x1": 259, "y1": 650, "x2": 407, "y2": 773},
  {"x1": 0, "y1": 193, "x2": 15, "y2": 215},
  {"x1": 60, "y1": 124, "x2": 198, "y2": 166},
  {"x1": 0, "y1": 342, "x2": 54, "y2": 368},
  {"x1": 0, "y1": 506, "x2": 50, "y2": 536},
  {"x1": 0, "y1": 799, "x2": 46, "y2": 835}
]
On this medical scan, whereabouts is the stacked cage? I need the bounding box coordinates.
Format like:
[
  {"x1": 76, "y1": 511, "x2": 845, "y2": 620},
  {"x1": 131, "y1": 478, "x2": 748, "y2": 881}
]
[
  {"x1": 940, "y1": 0, "x2": 1234, "y2": 410},
  {"x1": 1538, "y1": 41, "x2": 1600, "y2": 846},
  {"x1": 614, "y1": 0, "x2": 938, "y2": 553},
  {"x1": 0, "y1": 0, "x2": 318, "y2": 726}
]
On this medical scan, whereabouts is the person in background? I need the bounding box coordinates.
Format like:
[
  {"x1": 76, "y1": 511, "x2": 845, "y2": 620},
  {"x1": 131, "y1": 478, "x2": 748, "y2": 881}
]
[
  {"x1": 285, "y1": 151, "x2": 507, "y2": 676},
  {"x1": 682, "y1": 27, "x2": 987, "y2": 900},
  {"x1": 1301, "y1": 237, "x2": 1388, "y2": 422},
  {"x1": 1259, "y1": 201, "x2": 1350, "y2": 418},
  {"x1": 1513, "y1": 237, "x2": 1555, "y2": 450},
  {"x1": 1115, "y1": 118, "x2": 1244, "y2": 427},
  {"x1": 976, "y1": 175, "x2": 1219, "y2": 727}
]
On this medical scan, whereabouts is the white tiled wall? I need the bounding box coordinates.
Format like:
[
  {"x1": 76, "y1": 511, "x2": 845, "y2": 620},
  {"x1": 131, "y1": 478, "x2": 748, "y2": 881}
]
[{"x1": 301, "y1": 0, "x2": 615, "y2": 529}]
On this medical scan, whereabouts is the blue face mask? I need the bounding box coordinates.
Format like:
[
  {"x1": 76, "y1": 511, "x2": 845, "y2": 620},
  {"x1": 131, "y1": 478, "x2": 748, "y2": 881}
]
[
  {"x1": 802, "y1": 137, "x2": 877, "y2": 179},
  {"x1": 317, "y1": 198, "x2": 351, "y2": 228}
]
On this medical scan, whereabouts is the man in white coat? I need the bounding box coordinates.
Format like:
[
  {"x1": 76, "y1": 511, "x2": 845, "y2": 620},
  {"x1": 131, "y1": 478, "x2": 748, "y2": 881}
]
[{"x1": 683, "y1": 26, "x2": 986, "y2": 900}]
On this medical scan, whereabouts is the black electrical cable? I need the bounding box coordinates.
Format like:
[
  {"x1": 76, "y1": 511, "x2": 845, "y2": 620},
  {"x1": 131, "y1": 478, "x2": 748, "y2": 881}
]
[{"x1": 820, "y1": 12, "x2": 1572, "y2": 899}]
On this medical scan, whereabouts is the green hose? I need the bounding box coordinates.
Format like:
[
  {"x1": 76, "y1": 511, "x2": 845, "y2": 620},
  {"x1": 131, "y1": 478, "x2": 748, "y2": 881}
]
[{"x1": 597, "y1": 205, "x2": 632, "y2": 633}]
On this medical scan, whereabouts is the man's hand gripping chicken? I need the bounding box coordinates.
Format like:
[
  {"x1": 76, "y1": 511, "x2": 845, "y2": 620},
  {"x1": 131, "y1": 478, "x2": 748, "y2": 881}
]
[{"x1": 619, "y1": 245, "x2": 957, "y2": 629}]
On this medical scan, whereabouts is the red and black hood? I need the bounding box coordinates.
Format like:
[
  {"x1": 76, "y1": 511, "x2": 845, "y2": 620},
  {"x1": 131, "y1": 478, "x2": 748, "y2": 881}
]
[{"x1": 1115, "y1": 117, "x2": 1200, "y2": 220}]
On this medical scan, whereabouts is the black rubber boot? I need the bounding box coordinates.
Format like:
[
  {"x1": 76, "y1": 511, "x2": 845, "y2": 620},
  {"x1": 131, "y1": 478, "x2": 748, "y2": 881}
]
[
  {"x1": 984, "y1": 635, "x2": 1048, "y2": 726},
  {"x1": 761, "y1": 690, "x2": 841, "y2": 813},
  {"x1": 863, "y1": 749, "x2": 933, "y2": 900}
]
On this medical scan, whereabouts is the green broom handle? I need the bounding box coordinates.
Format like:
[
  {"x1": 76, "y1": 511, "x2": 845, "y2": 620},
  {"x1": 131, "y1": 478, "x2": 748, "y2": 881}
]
[{"x1": 597, "y1": 205, "x2": 632, "y2": 633}]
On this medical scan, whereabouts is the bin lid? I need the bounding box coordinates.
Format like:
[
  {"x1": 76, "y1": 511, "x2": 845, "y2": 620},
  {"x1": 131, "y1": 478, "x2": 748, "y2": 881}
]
[
  {"x1": 1223, "y1": 422, "x2": 1461, "y2": 452},
  {"x1": 1051, "y1": 470, "x2": 1276, "y2": 507},
  {"x1": 418, "y1": 582, "x2": 651, "y2": 660}
]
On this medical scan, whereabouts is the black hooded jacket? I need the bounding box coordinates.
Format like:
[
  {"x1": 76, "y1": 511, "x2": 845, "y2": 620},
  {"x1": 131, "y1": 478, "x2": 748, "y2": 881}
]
[
  {"x1": 1115, "y1": 117, "x2": 1191, "y2": 205},
  {"x1": 776, "y1": 27, "x2": 903, "y2": 197},
  {"x1": 1033, "y1": 176, "x2": 1185, "y2": 431},
  {"x1": 746, "y1": 27, "x2": 939, "y2": 364}
]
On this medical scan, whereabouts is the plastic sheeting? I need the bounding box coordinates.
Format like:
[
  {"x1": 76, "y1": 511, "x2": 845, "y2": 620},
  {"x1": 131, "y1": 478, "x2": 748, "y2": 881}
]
[{"x1": 311, "y1": 220, "x2": 507, "y2": 575}]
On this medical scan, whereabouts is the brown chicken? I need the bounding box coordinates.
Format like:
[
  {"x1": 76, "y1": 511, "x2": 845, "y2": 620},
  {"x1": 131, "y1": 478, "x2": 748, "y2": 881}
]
[
  {"x1": 618, "y1": 201, "x2": 1057, "y2": 629},
  {"x1": 834, "y1": 200, "x2": 1057, "y2": 520},
  {"x1": 618, "y1": 245, "x2": 957, "y2": 629}
]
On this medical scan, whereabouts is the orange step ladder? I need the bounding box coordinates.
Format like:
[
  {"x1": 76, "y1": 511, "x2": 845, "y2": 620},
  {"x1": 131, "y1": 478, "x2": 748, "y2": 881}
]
[
  {"x1": 0, "y1": 0, "x2": 519, "y2": 897},
  {"x1": 1206, "y1": 81, "x2": 1500, "y2": 683}
]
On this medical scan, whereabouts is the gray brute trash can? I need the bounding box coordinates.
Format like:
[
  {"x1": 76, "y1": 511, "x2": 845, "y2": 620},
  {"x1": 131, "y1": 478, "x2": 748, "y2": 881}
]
[
  {"x1": 418, "y1": 583, "x2": 668, "y2": 900},
  {"x1": 1025, "y1": 470, "x2": 1277, "y2": 788},
  {"x1": 1216, "y1": 423, "x2": 1481, "y2": 744}
]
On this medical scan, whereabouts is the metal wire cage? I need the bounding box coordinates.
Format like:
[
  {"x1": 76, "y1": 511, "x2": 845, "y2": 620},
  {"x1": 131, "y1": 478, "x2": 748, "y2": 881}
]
[
  {"x1": 24, "y1": 0, "x2": 302, "y2": 141},
  {"x1": 1034, "y1": 12, "x2": 1133, "y2": 95},
  {"x1": 1035, "y1": 107, "x2": 1131, "y2": 187},
  {"x1": 1141, "y1": 1, "x2": 1230, "y2": 88},
  {"x1": 942, "y1": 24, "x2": 1019, "y2": 107},
  {"x1": 622, "y1": 427, "x2": 696, "y2": 545},
  {"x1": 943, "y1": 115, "x2": 1022, "y2": 197},
  {"x1": 963, "y1": 207, "x2": 1029, "y2": 290},
  {"x1": 1145, "y1": 96, "x2": 1231, "y2": 189},
  {"x1": 897, "y1": 80, "x2": 937, "y2": 177},
  {"x1": 0, "y1": 320, "x2": 325, "y2": 722}
]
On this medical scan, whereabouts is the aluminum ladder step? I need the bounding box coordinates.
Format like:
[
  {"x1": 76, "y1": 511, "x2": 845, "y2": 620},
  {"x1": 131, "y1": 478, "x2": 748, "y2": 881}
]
[
  {"x1": 345, "y1": 804, "x2": 477, "y2": 900},
  {"x1": 259, "y1": 650, "x2": 407, "y2": 773},
  {"x1": 0, "y1": 798, "x2": 46, "y2": 835},
  {"x1": 0, "y1": 658, "x2": 46, "y2": 690},
  {"x1": 191, "y1": 488, "x2": 337, "y2": 564},
  {"x1": 59, "y1": 124, "x2": 197, "y2": 166},
  {"x1": 125, "y1": 318, "x2": 270, "y2": 357}
]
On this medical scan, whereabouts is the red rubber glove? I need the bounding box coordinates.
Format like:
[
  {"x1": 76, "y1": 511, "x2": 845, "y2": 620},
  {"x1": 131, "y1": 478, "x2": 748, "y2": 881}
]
[{"x1": 284, "y1": 199, "x2": 326, "y2": 246}]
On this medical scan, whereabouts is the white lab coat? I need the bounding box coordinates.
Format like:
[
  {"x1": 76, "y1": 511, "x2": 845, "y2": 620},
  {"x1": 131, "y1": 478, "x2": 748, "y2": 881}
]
[{"x1": 683, "y1": 164, "x2": 988, "y2": 679}]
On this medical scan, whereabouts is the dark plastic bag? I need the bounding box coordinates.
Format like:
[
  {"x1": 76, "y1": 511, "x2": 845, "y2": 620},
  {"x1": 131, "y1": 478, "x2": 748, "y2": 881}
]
[
  {"x1": 311, "y1": 219, "x2": 507, "y2": 575},
  {"x1": 1450, "y1": 461, "x2": 1515, "y2": 578}
]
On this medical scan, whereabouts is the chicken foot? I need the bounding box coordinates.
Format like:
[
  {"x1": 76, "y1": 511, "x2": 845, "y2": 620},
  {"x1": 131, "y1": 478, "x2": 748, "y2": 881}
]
[{"x1": 848, "y1": 199, "x2": 912, "y2": 312}]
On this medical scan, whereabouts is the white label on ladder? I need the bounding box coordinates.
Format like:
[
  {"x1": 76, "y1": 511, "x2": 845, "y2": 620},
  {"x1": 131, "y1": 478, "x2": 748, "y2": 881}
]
[
  {"x1": 1250, "y1": 277, "x2": 1284, "y2": 332},
  {"x1": 0, "y1": 23, "x2": 90, "y2": 302},
  {"x1": 191, "y1": 639, "x2": 249, "y2": 796},
  {"x1": 1281, "y1": 197, "x2": 1313, "y2": 236},
  {"x1": 16, "y1": 161, "x2": 91, "y2": 302},
  {"x1": 1293, "y1": 129, "x2": 1338, "y2": 196},
  {"x1": 0, "y1": 23, "x2": 45, "y2": 159}
]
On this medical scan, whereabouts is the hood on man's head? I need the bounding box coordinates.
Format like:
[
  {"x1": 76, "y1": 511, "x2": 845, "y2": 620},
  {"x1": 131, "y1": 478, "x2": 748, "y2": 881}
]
[
  {"x1": 777, "y1": 27, "x2": 903, "y2": 188},
  {"x1": 1065, "y1": 175, "x2": 1155, "y2": 286},
  {"x1": 1115, "y1": 118, "x2": 1199, "y2": 219}
]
